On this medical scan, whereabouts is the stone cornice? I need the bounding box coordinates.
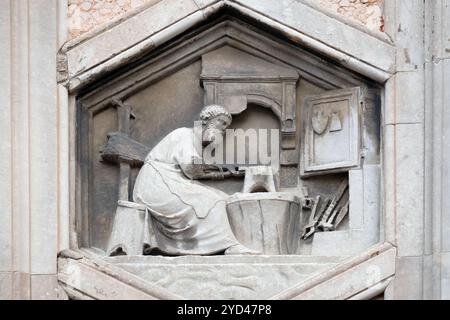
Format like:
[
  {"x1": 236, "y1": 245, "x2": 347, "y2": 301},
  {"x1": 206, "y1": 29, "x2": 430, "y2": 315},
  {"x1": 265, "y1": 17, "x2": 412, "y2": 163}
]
[{"x1": 58, "y1": 0, "x2": 395, "y2": 92}]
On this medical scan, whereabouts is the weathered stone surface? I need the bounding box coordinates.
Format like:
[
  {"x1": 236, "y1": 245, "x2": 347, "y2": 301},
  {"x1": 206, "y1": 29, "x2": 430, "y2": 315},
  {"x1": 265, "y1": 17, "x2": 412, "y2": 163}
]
[
  {"x1": 57, "y1": 83, "x2": 70, "y2": 253},
  {"x1": 58, "y1": 255, "x2": 181, "y2": 299},
  {"x1": 290, "y1": 248, "x2": 394, "y2": 299},
  {"x1": 311, "y1": 230, "x2": 376, "y2": 256},
  {"x1": 437, "y1": 59, "x2": 450, "y2": 253},
  {"x1": 391, "y1": 0, "x2": 425, "y2": 72},
  {"x1": 384, "y1": 69, "x2": 425, "y2": 125},
  {"x1": 68, "y1": 0, "x2": 385, "y2": 39},
  {"x1": 66, "y1": 0, "x2": 200, "y2": 78},
  {"x1": 0, "y1": 0, "x2": 12, "y2": 273},
  {"x1": 31, "y1": 275, "x2": 59, "y2": 300},
  {"x1": 348, "y1": 169, "x2": 364, "y2": 229},
  {"x1": 0, "y1": 273, "x2": 12, "y2": 299},
  {"x1": 272, "y1": 243, "x2": 396, "y2": 300},
  {"x1": 430, "y1": 0, "x2": 450, "y2": 60},
  {"x1": 420, "y1": 1, "x2": 450, "y2": 300},
  {"x1": 226, "y1": 193, "x2": 302, "y2": 254},
  {"x1": 0, "y1": 1, "x2": 65, "y2": 299},
  {"x1": 107, "y1": 255, "x2": 346, "y2": 299},
  {"x1": 362, "y1": 165, "x2": 380, "y2": 240},
  {"x1": 62, "y1": 0, "x2": 394, "y2": 91},
  {"x1": 29, "y1": 0, "x2": 59, "y2": 275},
  {"x1": 441, "y1": 252, "x2": 450, "y2": 300},
  {"x1": 395, "y1": 124, "x2": 425, "y2": 257},
  {"x1": 0, "y1": 272, "x2": 31, "y2": 300},
  {"x1": 390, "y1": 256, "x2": 423, "y2": 300},
  {"x1": 231, "y1": 0, "x2": 393, "y2": 72},
  {"x1": 68, "y1": 0, "x2": 156, "y2": 39},
  {"x1": 381, "y1": 124, "x2": 396, "y2": 244},
  {"x1": 382, "y1": 123, "x2": 426, "y2": 258},
  {"x1": 202, "y1": 45, "x2": 299, "y2": 82},
  {"x1": 313, "y1": 0, "x2": 384, "y2": 32},
  {"x1": 10, "y1": 0, "x2": 32, "y2": 276}
]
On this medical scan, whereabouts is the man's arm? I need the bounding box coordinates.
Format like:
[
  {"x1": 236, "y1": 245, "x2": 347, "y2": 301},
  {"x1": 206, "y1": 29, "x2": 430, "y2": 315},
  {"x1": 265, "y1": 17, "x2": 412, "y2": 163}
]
[{"x1": 180, "y1": 163, "x2": 232, "y2": 180}]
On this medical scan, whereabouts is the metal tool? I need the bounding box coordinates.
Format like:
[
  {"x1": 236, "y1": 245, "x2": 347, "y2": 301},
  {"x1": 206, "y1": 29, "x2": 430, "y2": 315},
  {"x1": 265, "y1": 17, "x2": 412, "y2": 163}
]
[
  {"x1": 318, "y1": 179, "x2": 349, "y2": 231},
  {"x1": 301, "y1": 196, "x2": 331, "y2": 240}
]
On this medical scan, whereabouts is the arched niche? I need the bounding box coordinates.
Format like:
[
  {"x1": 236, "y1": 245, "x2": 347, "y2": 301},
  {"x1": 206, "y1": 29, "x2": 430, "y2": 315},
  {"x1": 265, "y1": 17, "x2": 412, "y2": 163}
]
[
  {"x1": 201, "y1": 45, "x2": 298, "y2": 164},
  {"x1": 202, "y1": 103, "x2": 281, "y2": 194}
]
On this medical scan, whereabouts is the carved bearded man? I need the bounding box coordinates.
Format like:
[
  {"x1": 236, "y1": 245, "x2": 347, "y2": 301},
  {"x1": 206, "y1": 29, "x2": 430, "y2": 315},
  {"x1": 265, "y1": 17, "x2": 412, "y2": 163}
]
[{"x1": 133, "y1": 105, "x2": 256, "y2": 255}]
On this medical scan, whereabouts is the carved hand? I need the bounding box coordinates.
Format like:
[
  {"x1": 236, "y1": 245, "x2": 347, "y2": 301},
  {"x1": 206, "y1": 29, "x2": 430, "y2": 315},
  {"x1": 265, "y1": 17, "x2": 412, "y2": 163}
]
[{"x1": 210, "y1": 172, "x2": 225, "y2": 180}]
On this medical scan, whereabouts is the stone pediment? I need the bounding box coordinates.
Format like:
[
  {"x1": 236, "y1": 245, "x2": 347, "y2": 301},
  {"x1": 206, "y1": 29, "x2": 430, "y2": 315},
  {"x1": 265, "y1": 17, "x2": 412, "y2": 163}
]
[
  {"x1": 59, "y1": 0, "x2": 395, "y2": 92},
  {"x1": 77, "y1": 17, "x2": 374, "y2": 114},
  {"x1": 201, "y1": 46, "x2": 299, "y2": 81}
]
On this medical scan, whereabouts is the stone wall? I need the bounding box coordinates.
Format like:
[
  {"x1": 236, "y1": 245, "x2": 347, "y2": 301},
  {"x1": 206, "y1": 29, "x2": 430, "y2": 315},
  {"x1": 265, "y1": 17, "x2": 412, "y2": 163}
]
[
  {"x1": 0, "y1": 0, "x2": 68, "y2": 299},
  {"x1": 68, "y1": 0, "x2": 384, "y2": 39},
  {"x1": 68, "y1": 0, "x2": 155, "y2": 38},
  {"x1": 315, "y1": 0, "x2": 383, "y2": 31}
]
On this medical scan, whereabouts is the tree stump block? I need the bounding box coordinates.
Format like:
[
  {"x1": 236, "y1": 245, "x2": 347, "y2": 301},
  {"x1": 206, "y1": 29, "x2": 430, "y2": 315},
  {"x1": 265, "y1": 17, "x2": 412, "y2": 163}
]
[{"x1": 226, "y1": 193, "x2": 302, "y2": 255}]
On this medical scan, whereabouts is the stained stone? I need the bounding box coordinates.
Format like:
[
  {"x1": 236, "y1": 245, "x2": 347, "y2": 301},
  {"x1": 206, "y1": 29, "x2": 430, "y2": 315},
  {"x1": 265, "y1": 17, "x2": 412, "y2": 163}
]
[
  {"x1": 105, "y1": 255, "x2": 347, "y2": 300},
  {"x1": 226, "y1": 193, "x2": 302, "y2": 255}
]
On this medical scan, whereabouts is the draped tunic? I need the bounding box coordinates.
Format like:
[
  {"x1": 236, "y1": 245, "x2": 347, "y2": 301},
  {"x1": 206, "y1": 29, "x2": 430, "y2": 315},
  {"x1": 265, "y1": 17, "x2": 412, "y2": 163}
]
[{"x1": 133, "y1": 127, "x2": 238, "y2": 255}]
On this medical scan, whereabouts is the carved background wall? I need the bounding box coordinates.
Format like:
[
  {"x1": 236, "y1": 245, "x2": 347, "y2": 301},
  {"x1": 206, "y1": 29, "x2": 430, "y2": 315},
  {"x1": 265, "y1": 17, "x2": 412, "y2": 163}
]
[{"x1": 68, "y1": 0, "x2": 384, "y2": 39}]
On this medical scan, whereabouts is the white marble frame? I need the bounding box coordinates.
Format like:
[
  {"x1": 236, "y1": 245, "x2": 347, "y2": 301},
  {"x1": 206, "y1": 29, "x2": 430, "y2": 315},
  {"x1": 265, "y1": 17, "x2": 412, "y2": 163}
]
[
  {"x1": 0, "y1": 0, "x2": 69, "y2": 299},
  {"x1": 44, "y1": 0, "x2": 447, "y2": 299}
]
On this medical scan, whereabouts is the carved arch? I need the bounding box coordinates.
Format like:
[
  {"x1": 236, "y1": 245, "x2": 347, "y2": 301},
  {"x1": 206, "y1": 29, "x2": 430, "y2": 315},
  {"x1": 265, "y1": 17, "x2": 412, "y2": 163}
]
[{"x1": 246, "y1": 94, "x2": 282, "y2": 120}]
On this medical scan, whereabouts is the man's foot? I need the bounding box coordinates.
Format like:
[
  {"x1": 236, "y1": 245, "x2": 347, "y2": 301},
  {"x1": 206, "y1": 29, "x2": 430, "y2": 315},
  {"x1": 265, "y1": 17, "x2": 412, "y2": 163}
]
[{"x1": 224, "y1": 244, "x2": 261, "y2": 255}]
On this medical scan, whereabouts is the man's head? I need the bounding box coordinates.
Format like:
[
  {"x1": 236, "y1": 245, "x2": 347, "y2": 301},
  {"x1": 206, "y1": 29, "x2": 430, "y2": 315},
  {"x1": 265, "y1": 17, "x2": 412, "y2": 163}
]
[{"x1": 199, "y1": 104, "x2": 232, "y2": 145}]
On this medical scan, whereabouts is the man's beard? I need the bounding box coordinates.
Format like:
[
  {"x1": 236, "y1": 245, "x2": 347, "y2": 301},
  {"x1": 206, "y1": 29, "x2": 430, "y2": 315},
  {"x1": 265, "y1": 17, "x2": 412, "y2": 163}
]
[{"x1": 202, "y1": 127, "x2": 222, "y2": 146}]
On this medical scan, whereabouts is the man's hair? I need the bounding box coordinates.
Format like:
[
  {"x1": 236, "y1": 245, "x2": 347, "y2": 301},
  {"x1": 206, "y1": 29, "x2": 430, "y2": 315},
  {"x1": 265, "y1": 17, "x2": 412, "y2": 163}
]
[{"x1": 199, "y1": 104, "x2": 232, "y2": 124}]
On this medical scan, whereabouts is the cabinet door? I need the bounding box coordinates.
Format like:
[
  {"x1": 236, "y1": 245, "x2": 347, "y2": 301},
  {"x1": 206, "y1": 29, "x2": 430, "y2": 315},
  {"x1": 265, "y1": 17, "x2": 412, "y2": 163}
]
[{"x1": 301, "y1": 87, "x2": 362, "y2": 176}]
